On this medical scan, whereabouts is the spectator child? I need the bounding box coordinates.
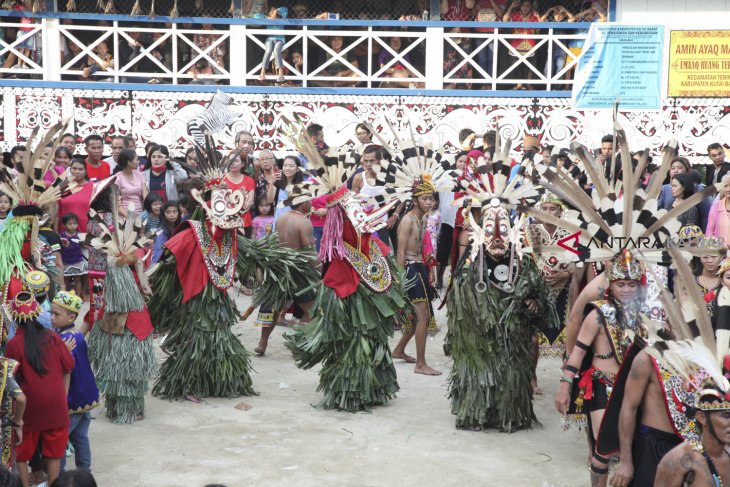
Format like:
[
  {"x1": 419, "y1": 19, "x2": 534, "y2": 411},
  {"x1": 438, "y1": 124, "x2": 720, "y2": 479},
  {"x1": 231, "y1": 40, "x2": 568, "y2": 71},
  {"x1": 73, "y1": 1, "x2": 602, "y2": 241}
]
[
  {"x1": 12, "y1": 0, "x2": 37, "y2": 69},
  {"x1": 50, "y1": 291, "x2": 99, "y2": 473},
  {"x1": 81, "y1": 42, "x2": 114, "y2": 82},
  {"x1": 60, "y1": 214, "x2": 87, "y2": 298},
  {"x1": 6, "y1": 292, "x2": 74, "y2": 487},
  {"x1": 140, "y1": 193, "x2": 164, "y2": 233},
  {"x1": 251, "y1": 195, "x2": 275, "y2": 240},
  {"x1": 0, "y1": 192, "x2": 12, "y2": 231},
  {"x1": 151, "y1": 200, "x2": 180, "y2": 265},
  {"x1": 259, "y1": 7, "x2": 289, "y2": 83},
  {"x1": 188, "y1": 58, "x2": 216, "y2": 85}
]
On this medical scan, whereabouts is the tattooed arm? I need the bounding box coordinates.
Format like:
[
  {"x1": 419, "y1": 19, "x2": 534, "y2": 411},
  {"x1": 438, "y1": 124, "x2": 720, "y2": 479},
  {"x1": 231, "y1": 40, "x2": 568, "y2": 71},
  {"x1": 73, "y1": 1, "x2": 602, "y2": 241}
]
[
  {"x1": 565, "y1": 272, "x2": 608, "y2": 353},
  {"x1": 654, "y1": 444, "x2": 696, "y2": 487}
]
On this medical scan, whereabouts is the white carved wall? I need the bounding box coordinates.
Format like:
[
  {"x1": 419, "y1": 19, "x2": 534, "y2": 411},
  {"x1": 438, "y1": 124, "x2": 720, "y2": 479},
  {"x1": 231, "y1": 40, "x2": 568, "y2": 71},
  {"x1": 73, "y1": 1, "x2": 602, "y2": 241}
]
[{"x1": 2, "y1": 87, "x2": 730, "y2": 165}]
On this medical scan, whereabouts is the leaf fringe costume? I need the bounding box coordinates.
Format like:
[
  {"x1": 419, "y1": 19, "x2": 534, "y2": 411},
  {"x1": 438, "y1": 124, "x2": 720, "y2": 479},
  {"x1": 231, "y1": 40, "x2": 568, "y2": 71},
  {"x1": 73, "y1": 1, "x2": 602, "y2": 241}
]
[
  {"x1": 85, "y1": 185, "x2": 157, "y2": 424},
  {"x1": 148, "y1": 137, "x2": 317, "y2": 400},
  {"x1": 443, "y1": 135, "x2": 552, "y2": 431},
  {"x1": 283, "y1": 128, "x2": 408, "y2": 412}
]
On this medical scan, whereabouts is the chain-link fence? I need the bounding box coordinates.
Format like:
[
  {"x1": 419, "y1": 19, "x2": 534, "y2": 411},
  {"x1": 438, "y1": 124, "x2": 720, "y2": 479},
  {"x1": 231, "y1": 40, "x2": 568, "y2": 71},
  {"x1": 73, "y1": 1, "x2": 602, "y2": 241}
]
[
  {"x1": 2, "y1": 0, "x2": 611, "y2": 20},
  {"x1": 56, "y1": 0, "x2": 233, "y2": 17}
]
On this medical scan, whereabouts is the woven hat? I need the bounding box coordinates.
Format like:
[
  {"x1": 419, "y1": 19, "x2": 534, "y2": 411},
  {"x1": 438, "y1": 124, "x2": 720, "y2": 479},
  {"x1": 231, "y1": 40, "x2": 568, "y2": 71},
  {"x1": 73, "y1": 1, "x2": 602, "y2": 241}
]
[
  {"x1": 9, "y1": 291, "x2": 40, "y2": 322},
  {"x1": 52, "y1": 290, "x2": 83, "y2": 315},
  {"x1": 23, "y1": 270, "x2": 50, "y2": 296}
]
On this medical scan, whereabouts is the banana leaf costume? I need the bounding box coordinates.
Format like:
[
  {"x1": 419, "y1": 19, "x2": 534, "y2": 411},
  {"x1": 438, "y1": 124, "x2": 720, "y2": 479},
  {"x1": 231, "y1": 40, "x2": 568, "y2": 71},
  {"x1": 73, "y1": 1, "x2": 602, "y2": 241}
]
[
  {"x1": 443, "y1": 132, "x2": 548, "y2": 431},
  {"x1": 84, "y1": 196, "x2": 158, "y2": 424},
  {"x1": 284, "y1": 187, "x2": 407, "y2": 412},
  {"x1": 148, "y1": 138, "x2": 318, "y2": 400},
  {"x1": 445, "y1": 239, "x2": 554, "y2": 431}
]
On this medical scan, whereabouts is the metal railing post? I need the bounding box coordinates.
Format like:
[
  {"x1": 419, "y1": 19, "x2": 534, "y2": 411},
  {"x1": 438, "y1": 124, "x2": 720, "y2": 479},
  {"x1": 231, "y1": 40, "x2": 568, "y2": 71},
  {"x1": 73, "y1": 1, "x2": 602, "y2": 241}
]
[
  {"x1": 43, "y1": 18, "x2": 61, "y2": 81},
  {"x1": 230, "y1": 24, "x2": 246, "y2": 86},
  {"x1": 424, "y1": 25, "x2": 444, "y2": 90}
]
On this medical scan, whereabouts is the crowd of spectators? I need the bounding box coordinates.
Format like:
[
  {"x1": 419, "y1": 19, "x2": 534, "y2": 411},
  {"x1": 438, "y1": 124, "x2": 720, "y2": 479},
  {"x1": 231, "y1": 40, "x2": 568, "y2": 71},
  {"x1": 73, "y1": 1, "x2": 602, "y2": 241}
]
[{"x1": 0, "y1": 0, "x2": 608, "y2": 88}]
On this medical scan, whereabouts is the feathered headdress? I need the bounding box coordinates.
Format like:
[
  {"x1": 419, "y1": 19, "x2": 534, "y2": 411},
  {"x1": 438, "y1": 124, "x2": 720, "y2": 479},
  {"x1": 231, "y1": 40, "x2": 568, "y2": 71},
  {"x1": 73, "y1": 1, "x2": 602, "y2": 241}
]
[
  {"x1": 84, "y1": 183, "x2": 154, "y2": 267},
  {"x1": 362, "y1": 120, "x2": 457, "y2": 208},
  {"x1": 641, "y1": 243, "x2": 730, "y2": 411},
  {"x1": 282, "y1": 120, "x2": 392, "y2": 263},
  {"x1": 518, "y1": 119, "x2": 719, "y2": 268},
  {"x1": 83, "y1": 184, "x2": 154, "y2": 314},
  {"x1": 0, "y1": 122, "x2": 78, "y2": 283},
  {"x1": 177, "y1": 134, "x2": 248, "y2": 230},
  {"x1": 0, "y1": 122, "x2": 77, "y2": 216},
  {"x1": 453, "y1": 128, "x2": 538, "y2": 211}
]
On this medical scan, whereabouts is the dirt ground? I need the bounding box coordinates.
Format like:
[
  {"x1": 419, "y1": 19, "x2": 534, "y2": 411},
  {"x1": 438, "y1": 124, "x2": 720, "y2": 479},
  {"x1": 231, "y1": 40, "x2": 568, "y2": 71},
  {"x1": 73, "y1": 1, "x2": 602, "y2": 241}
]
[{"x1": 82, "y1": 290, "x2": 590, "y2": 487}]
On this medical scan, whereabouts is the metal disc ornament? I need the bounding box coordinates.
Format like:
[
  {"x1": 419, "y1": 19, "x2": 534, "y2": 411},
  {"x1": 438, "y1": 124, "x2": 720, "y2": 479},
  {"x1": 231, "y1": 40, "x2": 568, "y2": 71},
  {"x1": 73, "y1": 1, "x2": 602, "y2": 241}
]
[{"x1": 494, "y1": 264, "x2": 509, "y2": 281}]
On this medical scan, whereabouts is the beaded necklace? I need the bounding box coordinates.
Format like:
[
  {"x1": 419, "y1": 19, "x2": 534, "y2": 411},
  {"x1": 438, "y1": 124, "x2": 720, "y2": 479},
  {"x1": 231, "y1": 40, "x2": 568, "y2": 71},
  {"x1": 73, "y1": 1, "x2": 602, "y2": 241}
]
[{"x1": 691, "y1": 440, "x2": 726, "y2": 487}]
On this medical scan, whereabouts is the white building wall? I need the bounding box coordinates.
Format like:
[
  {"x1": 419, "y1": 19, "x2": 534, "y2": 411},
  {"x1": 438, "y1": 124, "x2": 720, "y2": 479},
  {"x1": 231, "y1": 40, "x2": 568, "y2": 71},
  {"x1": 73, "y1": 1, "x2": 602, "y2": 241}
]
[{"x1": 616, "y1": 0, "x2": 730, "y2": 28}]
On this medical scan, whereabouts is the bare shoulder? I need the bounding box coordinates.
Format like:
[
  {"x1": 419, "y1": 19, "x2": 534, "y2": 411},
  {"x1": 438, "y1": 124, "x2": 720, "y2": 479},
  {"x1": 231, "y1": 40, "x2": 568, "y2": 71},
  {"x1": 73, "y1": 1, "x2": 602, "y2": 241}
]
[{"x1": 655, "y1": 442, "x2": 699, "y2": 486}]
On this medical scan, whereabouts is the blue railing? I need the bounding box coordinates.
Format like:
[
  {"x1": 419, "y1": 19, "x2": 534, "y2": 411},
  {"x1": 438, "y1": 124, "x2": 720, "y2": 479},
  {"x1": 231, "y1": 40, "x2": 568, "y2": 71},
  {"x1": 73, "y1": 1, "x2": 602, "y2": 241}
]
[{"x1": 0, "y1": 11, "x2": 595, "y2": 96}]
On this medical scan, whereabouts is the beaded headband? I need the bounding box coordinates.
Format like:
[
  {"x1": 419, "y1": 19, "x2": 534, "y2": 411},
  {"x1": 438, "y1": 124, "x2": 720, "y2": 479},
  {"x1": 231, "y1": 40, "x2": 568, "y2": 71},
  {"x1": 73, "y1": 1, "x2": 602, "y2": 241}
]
[
  {"x1": 696, "y1": 388, "x2": 730, "y2": 411},
  {"x1": 606, "y1": 249, "x2": 643, "y2": 282},
  {"x1": 412, "y1": 174, "x2": 436, "y2": 198},
  {"x1": 539, "y1": 193, "x2": 566, "y2": 211},
  {"x1": 52, "y1": 290, "x2": 83, "y2": 315}
]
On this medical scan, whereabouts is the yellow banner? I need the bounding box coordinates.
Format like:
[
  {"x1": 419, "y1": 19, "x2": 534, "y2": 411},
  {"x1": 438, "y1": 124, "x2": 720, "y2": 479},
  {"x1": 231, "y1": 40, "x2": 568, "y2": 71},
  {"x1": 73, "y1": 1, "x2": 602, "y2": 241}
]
[{"x1": 669, "y1": 30, "x2": 730, "y2": 97}]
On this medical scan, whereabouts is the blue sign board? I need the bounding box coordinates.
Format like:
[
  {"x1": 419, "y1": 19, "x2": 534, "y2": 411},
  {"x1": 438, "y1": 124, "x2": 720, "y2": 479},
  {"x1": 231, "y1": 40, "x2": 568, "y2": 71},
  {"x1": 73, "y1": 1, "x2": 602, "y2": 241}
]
[{"x1": 572, "y1": 24, "x2": 664, "y2": 109}]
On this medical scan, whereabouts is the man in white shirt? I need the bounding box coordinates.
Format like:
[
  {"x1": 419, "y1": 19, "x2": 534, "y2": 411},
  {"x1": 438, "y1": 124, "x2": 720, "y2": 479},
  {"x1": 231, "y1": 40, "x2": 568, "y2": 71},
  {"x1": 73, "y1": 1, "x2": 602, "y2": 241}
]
[{"x1": 103, "y1": 135, "x2": 135, "y2": 173}]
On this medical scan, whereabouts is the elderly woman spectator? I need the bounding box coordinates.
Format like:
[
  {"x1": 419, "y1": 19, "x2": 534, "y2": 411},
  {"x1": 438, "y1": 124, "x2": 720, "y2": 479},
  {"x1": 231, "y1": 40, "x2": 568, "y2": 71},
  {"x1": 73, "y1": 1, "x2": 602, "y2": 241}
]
[
  {"x1": 141, "y1": 145, "x2": 188, "y2": 203},
  {"x1": 113, "y1": 149, "x2": 149, "y2": 218},
  {"x1": 254, "y1": 148, "x2": 278, "y2": 200},
  {"x1": 706, "y1": 175, "x2": 730, "y2": 244},
  {"x1": 56, "y1": 160, "x2": 94, "y2": 233}
]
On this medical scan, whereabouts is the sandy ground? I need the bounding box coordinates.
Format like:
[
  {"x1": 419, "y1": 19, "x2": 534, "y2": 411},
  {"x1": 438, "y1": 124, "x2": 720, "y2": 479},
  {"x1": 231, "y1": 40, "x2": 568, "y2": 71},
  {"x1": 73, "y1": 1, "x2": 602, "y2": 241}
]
[{"x1": 81, "y1": 289, "x2": 590, "y2": 487}]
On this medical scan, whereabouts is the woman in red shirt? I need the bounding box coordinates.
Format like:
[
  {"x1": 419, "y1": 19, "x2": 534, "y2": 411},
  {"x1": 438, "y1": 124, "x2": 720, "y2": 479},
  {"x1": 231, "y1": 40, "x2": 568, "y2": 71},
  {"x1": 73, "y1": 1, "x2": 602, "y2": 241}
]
[
  {"x1": 223, "y1": 153, "x2": 255, "y2": 235},
  {"x1": 56, "y1": 160, "x2": 94, "y2": 233}
]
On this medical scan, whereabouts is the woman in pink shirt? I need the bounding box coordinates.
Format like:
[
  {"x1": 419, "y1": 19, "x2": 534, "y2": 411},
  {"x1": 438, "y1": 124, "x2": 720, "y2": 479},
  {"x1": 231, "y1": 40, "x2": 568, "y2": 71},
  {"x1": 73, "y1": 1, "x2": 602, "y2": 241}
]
[
  {"x1": 706, "y1": 175, "x2": 730, "y2": 246},
  {"x1": 113, "y1": 149, "x2": 148, "y2": 218},
  {"x1": 42, "y1": 145, "x2": 71, "y2": 186}
]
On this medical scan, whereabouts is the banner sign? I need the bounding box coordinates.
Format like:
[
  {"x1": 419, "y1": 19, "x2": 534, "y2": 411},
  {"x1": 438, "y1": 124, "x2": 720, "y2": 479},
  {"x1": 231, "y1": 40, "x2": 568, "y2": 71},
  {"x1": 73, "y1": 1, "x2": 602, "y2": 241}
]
[
  {"x1": 668, "y1": 30, "x2": 730, "y2": 97},
  {"x1": 572, "y1": 24, "x2": 663, "y2": 109}
]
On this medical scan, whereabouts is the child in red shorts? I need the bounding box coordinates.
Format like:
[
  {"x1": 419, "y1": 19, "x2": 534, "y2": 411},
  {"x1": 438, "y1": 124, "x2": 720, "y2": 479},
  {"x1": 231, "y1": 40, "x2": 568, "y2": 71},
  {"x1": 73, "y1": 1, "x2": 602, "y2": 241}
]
[{"x1": 6, "y1": 291, "x2": 74, "y2": 487}]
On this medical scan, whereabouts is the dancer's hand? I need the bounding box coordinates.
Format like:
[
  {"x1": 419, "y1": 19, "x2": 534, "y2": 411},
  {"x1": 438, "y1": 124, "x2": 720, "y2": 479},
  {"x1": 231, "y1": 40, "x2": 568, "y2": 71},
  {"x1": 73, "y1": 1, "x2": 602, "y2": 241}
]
[
  {"x1": 554, "y1": 385, "x2": 571, "y2": 414},
  {"x1": 610, "y1": 462, "x2": 634, "y2": 487},
  {"x1": 524, "y1": 299, "x2": 538, "y2": 312}
]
